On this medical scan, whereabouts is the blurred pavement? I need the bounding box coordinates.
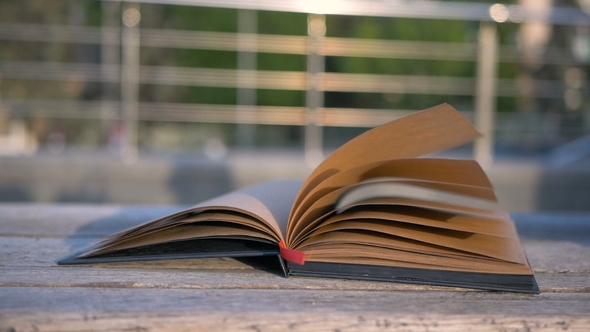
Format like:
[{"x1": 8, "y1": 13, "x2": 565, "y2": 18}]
[{"x1": 0, "y1": 150, "x2": 589, "y2": 212}]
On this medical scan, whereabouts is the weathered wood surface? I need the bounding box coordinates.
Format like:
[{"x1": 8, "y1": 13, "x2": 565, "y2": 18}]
[{"x1": 1, "y1": 203, "x2": 589, "y2": 331}]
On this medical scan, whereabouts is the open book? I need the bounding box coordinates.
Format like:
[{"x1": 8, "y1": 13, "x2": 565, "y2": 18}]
[{"x1": 59, "y1": 104, "x2": 539, "y2": 293}]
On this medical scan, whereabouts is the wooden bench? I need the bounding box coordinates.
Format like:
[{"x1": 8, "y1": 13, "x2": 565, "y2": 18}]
[{"x1": 1, "y1": 204, "x2": 589, "y2": 330}]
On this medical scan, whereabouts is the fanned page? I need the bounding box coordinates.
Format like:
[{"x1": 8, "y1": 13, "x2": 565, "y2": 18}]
[
  {"x1": 62, "y1": 180, "x2": 302, "y2": 261},
  {"x1": 288, "y1": 103, "x2": 481, "y2": 224},
  {"x1": 284, "y1": 104, "x2": 537, "y2": 292}
]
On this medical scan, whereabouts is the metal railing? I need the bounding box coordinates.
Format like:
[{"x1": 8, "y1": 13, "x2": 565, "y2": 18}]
[{"x1": 0, "y1": 0, "x2": 589, "y2": 166}]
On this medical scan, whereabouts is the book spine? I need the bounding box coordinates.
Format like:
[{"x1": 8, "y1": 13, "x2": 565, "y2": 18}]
[{"x1": 277, "y1": 254, "x2": 289, "y2": 277}]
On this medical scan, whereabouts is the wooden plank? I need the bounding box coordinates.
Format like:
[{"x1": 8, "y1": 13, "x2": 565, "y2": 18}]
[
  {"x1": 0, "y1": 236, "x2": 270, "y2": 270},
  {"x1": 522, "y1": 239, "x2": 590, "y2": 271},
  {"x1": 2, "y1": 204, "x2": 590, "y2": 273},
  {"x1": 3, "y1": 311, "x2": 589, "y2": 332},
  {"x1": 0, "y1": 266, "x2": 588, "y2": 293},
  {"x1": 1, "y1": 235, "x2": 588, "y2": 292},
  {"x1": 2, "y1": 287, "x2": 590, "y2": 316},
  {"x1": 1, "y1": 287, "x2": 590, "y2": 331},
  {"x1": 3, "y1": 234, "x2": 590, "y2": 272},
  {"x1": 1, "y1": 205, "x2": 589, "y2": 330},
  {"x1": 0, "y1": 204, "x2": 183, "y2": 237}
]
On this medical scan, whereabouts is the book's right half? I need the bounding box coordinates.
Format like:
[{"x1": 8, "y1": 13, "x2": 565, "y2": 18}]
[
  {"x1": 286, "y1": 162, "x2": 538, "y2": 293},
  {"x1": 284, "y1": 104, "x2": 538, "y2": 293}
]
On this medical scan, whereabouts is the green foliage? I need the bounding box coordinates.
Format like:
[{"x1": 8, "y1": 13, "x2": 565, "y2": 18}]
[
  {"x1": 324, "y1": 16, "x2": 481, "y2": 112},
  {"x1": 258, "y1": 11, "x2": 307, "y2": 35},
  {"x1": 327, "y1": 16, "x2": 470, "y2": 42},
  {"x1": 172, "y1": 49, "x2": 237, "y2": 69},
  {"x1": 185, "y1": 87, "x2": 236, "y2": 105},
  {"x1": 140, "y1": 4, "x2": 237, "y2": 31},
  {"x1": 257, "y1": 53, "x2": 306, "y2": 72},
  {"x1": 257, "y1": 89, "x2": 304, "y2": 107}
]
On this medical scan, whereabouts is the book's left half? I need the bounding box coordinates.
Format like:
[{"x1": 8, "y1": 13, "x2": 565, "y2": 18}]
[{"x1": 57, "y1": 180, "x2": 303, "y2": 274}]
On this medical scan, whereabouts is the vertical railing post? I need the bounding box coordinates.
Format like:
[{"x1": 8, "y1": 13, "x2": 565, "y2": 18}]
[
  {"x1": 236, "y1": 9, "x2": 257, "y2": 148},
  {"x1": 101, "y1": 0, "x2": 120, "y2": 143},
  {"x1": 305, "y1": 14, "x2": 326, "y2": 167},
  {"x1": 474, "y1": 22, "x2": 498, "y2": 169},
  {"x1": 121, "y1": 3, "x2": 140, "y2": 163}
]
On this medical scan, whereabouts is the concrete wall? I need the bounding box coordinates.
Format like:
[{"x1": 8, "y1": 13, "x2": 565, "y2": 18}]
[{"x1": 0, "y1": 151, "x2": 588, "y2": 211}]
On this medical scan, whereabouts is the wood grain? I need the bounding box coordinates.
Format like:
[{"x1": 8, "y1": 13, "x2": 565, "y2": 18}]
[
  {"x1": 1, "y1": 234, "x2": 589, "y2": 293},
  {"x1": 1, "y1": 204, "x2": 589, "y2": 331},
  {"x1": 3, "y1": 312, "x2": 589, "y2": 332},
  {"x1": 0, "y1": 203, "x2": 182, "y2": 237},
  {"x1": 3, "y1": 233, "x2": 590, "y2": 272},
  {"x1": 3, "y1": 287, "x2": 590, "y2": 315},
  {"x1": 0, "y1": 266, "x2": 588, "y2": 293},
  {"x1": 2, "y1": 288, "x2": 590, "y2": 331}
]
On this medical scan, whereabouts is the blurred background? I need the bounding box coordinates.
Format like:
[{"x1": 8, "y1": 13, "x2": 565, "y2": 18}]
[{"x1": 0, "y1": 0, "x2": 589, "y2": 211}]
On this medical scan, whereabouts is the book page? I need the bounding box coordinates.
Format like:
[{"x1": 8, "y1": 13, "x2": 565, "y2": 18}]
[
  {"x1": 87, "y1": 180, "x2": 302, "y2": 256},
  {"x1": 289, "y1": 103, "x2": 481, "y2": 227},
  {"x1": 298, "y1": 228, "x2": 530, "y2": 273},
  {"x1": 303, "y1": 207, "x2": 515, "y2": 241},
  {"x1": 82, "y1": 211, "x2": 277, "y2": 257},
  {"x1": 298, "y1": 241, "x2": 532, "y2": 275},
  {"x1": 335, "y1": 181, "x2": 499, "y2": 211},
  {"x1": 289, "y1": 177, "x2": 498, "y2": 246},
  {"x1": 297, "y1": 222, "x2": 528, "y2": 265},
  {"x1": 289, "y1": 158, "x2": 495, "y2": 233},
  {"x1": 80, "y1": 223, "x2": 278, "y2": 257},
  {"x1": 335, "y1": 197, "x2": 510, "y2": 221},
  {"x1": 188, "y1": 179, "x2": 302, "y2": 240}
]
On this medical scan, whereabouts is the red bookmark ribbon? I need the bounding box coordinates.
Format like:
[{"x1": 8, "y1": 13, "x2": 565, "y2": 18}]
[{"x1": 279, "y1": 241, "x2": 305, "y2": 265}]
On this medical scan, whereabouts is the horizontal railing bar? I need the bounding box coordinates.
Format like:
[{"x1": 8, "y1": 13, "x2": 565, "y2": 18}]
[
  {"x1": 0, "y1": 99, "x2": 432, "y2": 127},
  {"x1": 0, "y1": 100, "x2": 120, "y2": 120},
  {"x1": 4, "y1": 99, "x2": 582, "y2": 133},
  {"x1": 0, "y1": 99, "x2": 291, "y2": 126},
  {"x1": 1, "y1": 24, "x2": 585, "y2": 65},
  {"x1": 0, "y1": 61, "x2": 120, "y2": 83},
  {"x1": 323, "y1": 38, "x2": 477, "y2": 61},
  {"x1": 497, "y1": 45, "x2": 584, "y2": 66},
  {"x1": 143, "y1": 30, "x2": 483, "y2": 62},
  {"x1": 0, "y1": 99, "x2": 308, "y2": 125},
  {"x1": 141, "y1": 67, "x2": 307, "y2": 90},
  {"x1": 0, "y1": 61, "x2": 569, "y2": 98},
  {"x1": 322, "y1": 72, "x2": 475, "y2": 95},
  {"x1": 319, "y1": 108, "x2": 429, "y2": 127},
  {"x1": 110, "y1": 0, "x2": 590, "y2": 26},
  {"x1": 140, "y1": 103, "x2": 307, "y2": 125},
  {"x1": 0, "y1": 24, "x2": 119, "y2": 45},
  {"x1": 1, "y1": 98, "x2": 570, "y2": 131},
  {"x1": 140, "y1": 29, "x2": 308, "y2": 54}
]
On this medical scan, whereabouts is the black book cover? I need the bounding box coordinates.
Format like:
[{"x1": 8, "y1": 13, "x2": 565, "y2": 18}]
[{"x1": 287, "y1": 261, "x2": 539, "y2": 294}]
